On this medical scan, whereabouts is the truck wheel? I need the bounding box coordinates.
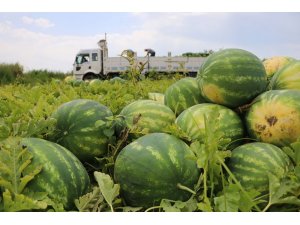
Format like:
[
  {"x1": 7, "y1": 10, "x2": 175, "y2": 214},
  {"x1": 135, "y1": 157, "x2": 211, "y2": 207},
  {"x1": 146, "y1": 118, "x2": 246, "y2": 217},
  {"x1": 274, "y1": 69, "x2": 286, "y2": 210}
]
[{"x1": 83, "y1": 73, "x2": 98, "y2": 81}]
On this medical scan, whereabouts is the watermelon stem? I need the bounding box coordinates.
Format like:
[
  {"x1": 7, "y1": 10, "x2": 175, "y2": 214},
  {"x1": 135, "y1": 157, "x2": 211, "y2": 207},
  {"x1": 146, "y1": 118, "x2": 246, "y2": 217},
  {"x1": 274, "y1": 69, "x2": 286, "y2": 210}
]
[
  {"x1": 217, "y1": 155, "x2": 262, "y2": 212},
  {"x1": 176, "y1": 183, "x2": 196, "y2": 195},
  {"x1": 145, "y1": 205, "x2": 163, "y2": 212}
]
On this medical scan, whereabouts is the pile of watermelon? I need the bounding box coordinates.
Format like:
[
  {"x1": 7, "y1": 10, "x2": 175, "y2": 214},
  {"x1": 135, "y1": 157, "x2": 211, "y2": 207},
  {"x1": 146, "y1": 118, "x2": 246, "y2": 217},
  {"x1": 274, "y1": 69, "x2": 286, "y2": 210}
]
[{"x1": 6, "y1": 48, "x2": 300, "y2": 212}]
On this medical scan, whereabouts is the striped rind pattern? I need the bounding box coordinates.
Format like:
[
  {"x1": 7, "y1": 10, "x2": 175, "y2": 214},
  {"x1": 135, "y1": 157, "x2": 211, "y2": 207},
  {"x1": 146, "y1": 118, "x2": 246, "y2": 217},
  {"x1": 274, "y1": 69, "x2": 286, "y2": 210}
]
[
  {"x1": 114, "y1": 133, "x2": 200, "y2": 207},
  {"x1": 197, "y1": 48, "x2": 268, "y2": 108},
  {"x1": 176, "y1": 103, "x2": 245, "y2": 149},
  {"x1": 148, "y1": 92, "x2": 165, "y2": 104},
  {"x1": 228, "y1": 142, "x2": 291, "y2": 192},
  {"x1": 50, "y1": 99, "x2": 113, "y2": 162},
  {"x1": 245, "y1": 90, "x2": 300, "y2": 147},
  {"x1": 21, "y1": 138, "x2": 90, "y2": 210},
  {"x1": 119, "y1": 100, "x2": 176, "y2": 134},
  {"x1": 164, "y1": 77, "x2": 206, "y2": 115},
  {"x1": 269, "y1": 60, "x2": 300, "y2": 90}
]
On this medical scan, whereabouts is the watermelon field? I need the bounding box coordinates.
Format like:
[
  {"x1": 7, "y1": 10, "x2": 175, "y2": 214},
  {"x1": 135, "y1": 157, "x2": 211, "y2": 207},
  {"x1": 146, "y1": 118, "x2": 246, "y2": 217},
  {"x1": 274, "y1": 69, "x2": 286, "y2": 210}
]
[{"x1": 1, "y1": 49, "x2": 300, "y2": 212}]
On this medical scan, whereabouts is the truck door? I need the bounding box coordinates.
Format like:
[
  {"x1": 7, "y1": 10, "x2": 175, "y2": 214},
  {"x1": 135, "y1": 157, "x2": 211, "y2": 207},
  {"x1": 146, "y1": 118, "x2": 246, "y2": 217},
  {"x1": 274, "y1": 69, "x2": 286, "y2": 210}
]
[{"x1": 73, "y1": 53, "x2": 91, "y2": 77}]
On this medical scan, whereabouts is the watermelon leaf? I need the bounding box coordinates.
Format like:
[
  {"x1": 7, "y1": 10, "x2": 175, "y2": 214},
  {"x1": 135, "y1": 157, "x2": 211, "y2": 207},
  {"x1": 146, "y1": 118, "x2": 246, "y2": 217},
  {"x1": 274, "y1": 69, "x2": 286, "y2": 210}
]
[
  {"x1": 94, "y1": 171, "x2": 120, "y2": 212},
  {"x1": 160, "y1": 198, "x2": 198, "y2": 212},
  {"x1": 214, "y1": 183, "x2": 262, "y2": 212},
  {"x1": 0, "y1": 138, "x2": 42, "y2": 193},
  {"x1": 0, "y1": 120, "x2": 10, "y2": 141},
  {"x1": 0, "y1": 137, "x2": 51, "y2": 211},
  {"x1": 2, "y1": 189, "x2": 47, "y2": 212},
  {"x1": 214, "y1": 184, "x2": 240, "y2": 212},
  {"x1": 197, "y1": 197, "x2": 213, "y2": 212},
  {"x1": 95, "y1": 120, "x2": 106, "y2": 128},
  {"x1": 75, "y1": 187, "x2": 105, "y2": 212},
  {"x1": 118, "y1": 206, "x2": 143, "y2": 212},
  {"x1": 263, "y1": 173, "x2": 300, "y2": 211}
]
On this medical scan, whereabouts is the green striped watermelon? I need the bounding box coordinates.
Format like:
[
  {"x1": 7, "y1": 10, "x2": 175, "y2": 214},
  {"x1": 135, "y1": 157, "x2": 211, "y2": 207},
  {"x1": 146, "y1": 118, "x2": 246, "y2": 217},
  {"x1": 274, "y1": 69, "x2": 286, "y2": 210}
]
[
  {"x1": 176, "y1": 103, "x2": 245, "y2": 149},
  {"x1": 245, "y1": 90, "x2": 300, "y2": 147},
  {"x1": 164, "y1": 77, "x2": 207, "y2": 115},
  {"x1": 269, "y1": 60, "x2": 300, "y2": 90},
  {"x1": 148, "y1": 92, "x2": 165, "y2": 104},
  {"x1": 69, "y1": 79, "x2": 84, "y2": 87},
  {"x1": 118, "y1": 100, "x2": 176, "y2": 136},
  {"x1": 21, "y1": 138, "x2": 90, "y2": 210},
  {"x1": 263, "y1": 56, "x2": 295, "y2": 79},
  {"x1": 228, "y1": 142, "x2": 291, "y2": 192},
  {"x1": 197, "y1": 48, "x2": 268, "y2": 108},
  {"x1": 114, "y1": 133, "x2": 200, "y2": 207},
  {"x1": 48, "y1": 99, "x2": 113, "y2": 162}
]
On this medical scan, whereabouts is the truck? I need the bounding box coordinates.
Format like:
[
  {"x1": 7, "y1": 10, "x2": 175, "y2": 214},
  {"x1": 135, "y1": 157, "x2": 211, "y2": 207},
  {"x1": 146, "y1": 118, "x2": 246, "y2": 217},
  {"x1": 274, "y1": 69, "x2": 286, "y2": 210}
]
[{"x1": 73, "y1": 38, "x2": 207, "y2": 80}]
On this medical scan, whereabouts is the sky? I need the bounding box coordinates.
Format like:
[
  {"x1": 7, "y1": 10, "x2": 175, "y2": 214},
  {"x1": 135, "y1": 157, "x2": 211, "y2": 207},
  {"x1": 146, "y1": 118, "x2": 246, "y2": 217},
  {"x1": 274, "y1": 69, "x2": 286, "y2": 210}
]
[{"x1": 0, "y1": 12, "x2": 300, "y2": 72}]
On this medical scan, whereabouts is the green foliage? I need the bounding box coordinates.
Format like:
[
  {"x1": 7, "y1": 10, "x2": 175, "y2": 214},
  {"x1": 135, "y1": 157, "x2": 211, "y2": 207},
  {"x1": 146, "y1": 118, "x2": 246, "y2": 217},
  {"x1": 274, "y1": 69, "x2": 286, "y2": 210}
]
[
  {"x1": 214, "y1": 183, "x2": 262, "y2": 212},
  {"x1": 0, "y1": 63, "x2": 68, "y2": 86},
  {"x1": 1, "y1": 69, "x2": 300, "y2": 211},
  {"x1": 94, "y1": 171, "x2": 120, "y2": 212},
  {"x1": 74, "y1": 187, "x2": 104, "y2": 212},
  {"x1": 17, "y1": 69, "x2": 67, "y2": 85},
  {"x1": 0, "y1": 137, "x2": 47, "y2": 211},
  {"x1": 120, "y1": 50, "x2": 148, "y2": 84},
  {"x1": 182, "y1": 50, "x2": 214, "y2": 57},
  {"x1": 0, "y1": 63, "x2": 23, "y2": 85},
  {"x1": 263, "y1": 173, "x2": 300, "y2": 212},
  {"x1": 74, "y1": 172, "x2": 121, "y2": 212}
]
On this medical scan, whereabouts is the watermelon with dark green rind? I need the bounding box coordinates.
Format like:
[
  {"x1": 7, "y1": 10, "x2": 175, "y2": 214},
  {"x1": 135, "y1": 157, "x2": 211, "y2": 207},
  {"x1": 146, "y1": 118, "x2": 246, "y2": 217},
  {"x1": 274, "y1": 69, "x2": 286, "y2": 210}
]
[
  {"x1": 21, "y1": 138, "x2": 90, "y2": 210},
  {"x1": 197, "y1": 48, "x2": 268, "y2": 108},
  {"x1": 48, "y1": 99, "x2": 113, "y2": 162},
  {"x1": 118, "y1": 100, "x2": 176, "y2": 135},
  {"x1": 164, "y1": 77, "x2": 207, "y2": 115},
  {"x1": 269, "y1": 60, "x2": 300, "y2": 90},
  {"x1": 263, "y1": 56, "x2": 295, "y2": 78},
  {"x1": 228, "y1": 142, "x2": 291, "y2": 192},
  {"x1": 114, "y1": 133, "x2": 200, "y2": 207},
  {"x1": 176, "y1": 103, "x2": 245, "y2": 149},
  {"x1": 245, "y1": 90, "x2": 300, "y2": 147},
  {"x1": 71, "y1": 80, "x2": 84, "y2": 87}
]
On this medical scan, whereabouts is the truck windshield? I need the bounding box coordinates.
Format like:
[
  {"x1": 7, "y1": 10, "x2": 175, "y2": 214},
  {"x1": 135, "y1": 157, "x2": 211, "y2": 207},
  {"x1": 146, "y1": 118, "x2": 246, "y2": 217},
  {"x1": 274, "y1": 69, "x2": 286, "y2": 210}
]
[{"x1": 75, "y1": 54, "x2": 90, "y2": 64}]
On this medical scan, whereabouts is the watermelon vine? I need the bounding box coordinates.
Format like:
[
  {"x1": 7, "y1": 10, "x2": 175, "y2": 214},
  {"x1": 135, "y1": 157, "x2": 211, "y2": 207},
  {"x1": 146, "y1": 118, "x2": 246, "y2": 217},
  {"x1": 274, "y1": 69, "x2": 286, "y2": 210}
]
[{"x1": 1, "y1": 55, "x2": 300, "y2": 212}]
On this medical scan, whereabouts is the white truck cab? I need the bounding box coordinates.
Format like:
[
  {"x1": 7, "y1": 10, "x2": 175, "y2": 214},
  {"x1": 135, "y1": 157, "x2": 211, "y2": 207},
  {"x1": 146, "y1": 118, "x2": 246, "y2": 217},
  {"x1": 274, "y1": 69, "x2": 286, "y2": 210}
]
[{"x1": 73, "y1": 39, "x2": 206, "y2": 80}]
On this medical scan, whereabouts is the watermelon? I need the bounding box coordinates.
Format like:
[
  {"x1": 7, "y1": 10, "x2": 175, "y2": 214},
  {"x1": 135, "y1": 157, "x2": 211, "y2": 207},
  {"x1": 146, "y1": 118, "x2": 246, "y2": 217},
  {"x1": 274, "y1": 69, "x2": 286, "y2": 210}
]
[
  {"x1": 118, "y1": 100, "x2": 176, "y2": 136},
  {"x1": 176, "y1": 103, "x2": 245, "y2": 149},
  {"x1": 197, "y1": 48, "x2": 268, "y2": 108},
  {"x1": 21, "y1": 138, "x2": 90, "y2": 210},
  {"x1": 148, "y1": 92, "x2": 165, "y2": 104},
  {"x1": 64, "y1": 75, "x2": 75, "y2": 83},
  {"x1": 228, "y1": 142, "x2": 291, "y2": 192},
  {"x1": 48, "y1": 99, "x2": 113, "y2": 162},
  {"x1": 263, "y1": 56, "x2": 295, "y2": 78},
  {"x1": 70, "y1": 79, "x2": 84, "y2": 87},
  {"x1": 245, "y1": 90, "x2": 300, "y2": 147},
  {"x1": 109, "y1": 77, "x2": 126, "y2": 83},
  {"x1": 164, "y1": 77, "x2": 206, "y2": 115},
  {"x1": 89, "y1": 79, "x2": 102, "y2": 87},
  {"x1": 269, "y1": 60, "x2": 300, "y2": 90},
  {"x1": 114, "y1": 133, "x2": 200, "y2": 207}
]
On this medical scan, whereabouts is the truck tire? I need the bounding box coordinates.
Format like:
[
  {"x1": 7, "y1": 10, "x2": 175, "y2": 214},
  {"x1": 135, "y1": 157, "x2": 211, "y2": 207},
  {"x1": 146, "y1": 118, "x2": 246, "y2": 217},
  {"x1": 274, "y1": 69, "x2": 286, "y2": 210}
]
[{"x1": 83, "y1": 73, "x2": 99, "y2": 81}]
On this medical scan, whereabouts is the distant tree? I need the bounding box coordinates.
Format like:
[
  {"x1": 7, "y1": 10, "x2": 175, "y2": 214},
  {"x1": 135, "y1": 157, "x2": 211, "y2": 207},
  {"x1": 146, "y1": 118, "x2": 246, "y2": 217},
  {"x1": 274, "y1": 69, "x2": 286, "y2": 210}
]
[{"x1": 182, "y1": 49, "x2": 215, "y2": 57}]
